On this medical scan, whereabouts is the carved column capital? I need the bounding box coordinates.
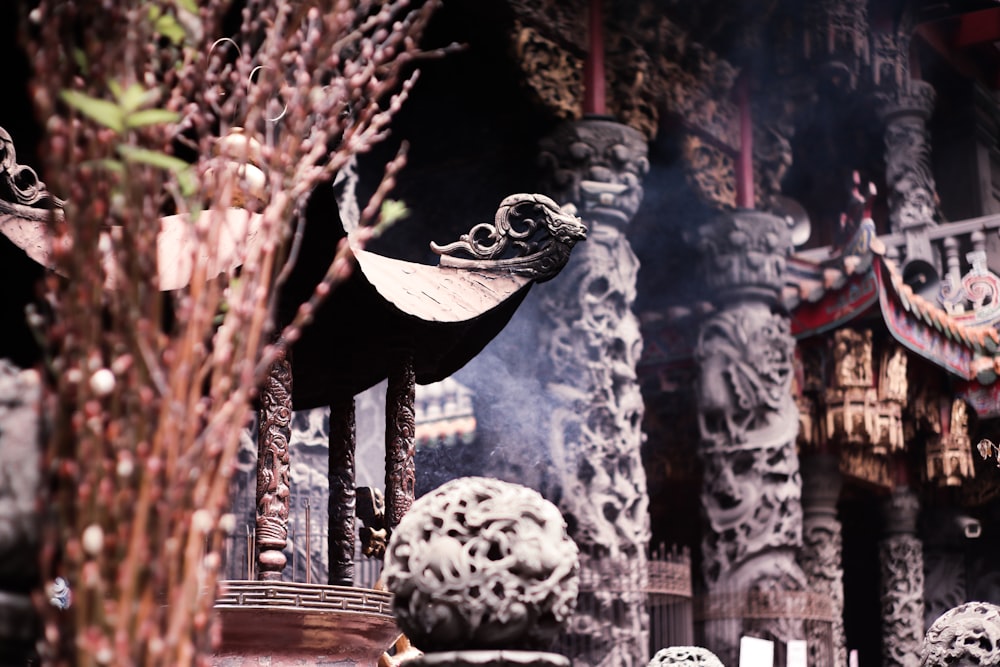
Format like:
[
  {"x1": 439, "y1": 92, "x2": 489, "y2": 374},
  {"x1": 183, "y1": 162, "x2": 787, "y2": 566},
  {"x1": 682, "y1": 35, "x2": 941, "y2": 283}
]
[
  {"x1": 538, "y1": 118, "x2": 649, "y2": 232},
  {"x1": 878, "y1": 81, "x2": 936, "y2": 124},
  {"x1": 689, "y1": 209, "x2": 794, "y2": 302}
]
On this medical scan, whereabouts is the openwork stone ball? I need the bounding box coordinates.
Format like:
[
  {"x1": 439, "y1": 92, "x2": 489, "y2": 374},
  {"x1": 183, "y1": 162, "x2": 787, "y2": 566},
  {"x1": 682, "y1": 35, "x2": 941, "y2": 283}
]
[
  {"x1": 383, "y1": 476, "x2": 579, "y2": 653},
  {"x1": 648, "y1": 646, "x2": 725, "y2": 667},
  {"x1": 921, "y1": 602, "x2": 1000, "y2": 667}
]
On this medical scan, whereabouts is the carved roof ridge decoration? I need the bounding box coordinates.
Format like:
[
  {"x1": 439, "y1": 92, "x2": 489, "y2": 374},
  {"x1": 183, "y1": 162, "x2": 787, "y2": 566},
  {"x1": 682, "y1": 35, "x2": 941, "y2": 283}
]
[{"x1": 429, "y1": 193, "x2": 586, "y2": 283}]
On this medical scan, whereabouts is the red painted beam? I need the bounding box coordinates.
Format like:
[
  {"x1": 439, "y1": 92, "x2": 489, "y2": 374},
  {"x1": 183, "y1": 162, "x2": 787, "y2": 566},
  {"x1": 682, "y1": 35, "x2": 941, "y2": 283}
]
[
  {"x1": 735, "y1": 75, "x2": 754, "y2": 209},
  {"x1": 953, "y1": 7, "x2": 1000, "y2": 48},
  {"x1": 582, "y1": 0, "x2": 606, "y2": 115}
]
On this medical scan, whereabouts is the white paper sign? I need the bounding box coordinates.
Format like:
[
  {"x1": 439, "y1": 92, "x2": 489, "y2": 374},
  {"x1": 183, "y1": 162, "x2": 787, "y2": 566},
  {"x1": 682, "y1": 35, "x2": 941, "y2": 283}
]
[
  {"x1": 739, "y1": 636, "x2": 775, "y2": 667},
  {"x1": 786, "y1": 640, "x2": 807, "y2": 667}
]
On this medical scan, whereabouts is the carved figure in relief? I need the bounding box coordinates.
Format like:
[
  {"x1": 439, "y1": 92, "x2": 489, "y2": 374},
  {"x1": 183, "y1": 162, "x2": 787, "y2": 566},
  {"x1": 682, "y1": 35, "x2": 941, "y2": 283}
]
[
  {"x1": 832, "y1": 329, "x2": 873, "y2": 389},
  {"x1": 881, "y1": 346, "x2": 908, "y2": 403}
]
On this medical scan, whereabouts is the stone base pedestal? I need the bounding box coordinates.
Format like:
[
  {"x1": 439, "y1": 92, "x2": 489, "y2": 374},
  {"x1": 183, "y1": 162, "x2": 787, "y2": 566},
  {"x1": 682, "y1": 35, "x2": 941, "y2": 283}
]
[
  {"x1": 409, "y1": 651, "x2": 570, "y2": 667},
  {"x1": 211, "y1": 581, "x2": 400, "y2": 667}
]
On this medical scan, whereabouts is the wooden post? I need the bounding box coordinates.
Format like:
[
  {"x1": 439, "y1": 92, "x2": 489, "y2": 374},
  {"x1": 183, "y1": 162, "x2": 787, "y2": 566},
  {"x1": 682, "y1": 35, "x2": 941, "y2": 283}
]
[
  {"x1": 385, "y1": 350, "x2": 416, "y2": 529},
  {"x1": 329, "y1": 395, "x2": 357, "y2": 586},
  {"x1": 255, "y1": 355, "x2": 293, "y2": 580}
]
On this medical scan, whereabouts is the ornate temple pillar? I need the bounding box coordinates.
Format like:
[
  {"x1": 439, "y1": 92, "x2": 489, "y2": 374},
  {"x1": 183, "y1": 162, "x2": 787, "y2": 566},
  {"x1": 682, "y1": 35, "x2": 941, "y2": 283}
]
[
  {"x1": 690, "y1": 209, "x2": 806, "y2": 667},
  {"x1": 879, "y1": 485, "x2": 925, "y2": 667},
  {"x1": 534, "y1": 117, "x2": 651, "y2": 667},
  {"x1": 799, "y1": 453, "x2": 847, "y2": 667},
  {"x1": 877, "y1": 55, "x2": 939, "y2": 293},
  {"x1": 255, "y1": 356, "x2": 293, "y2": 580}
]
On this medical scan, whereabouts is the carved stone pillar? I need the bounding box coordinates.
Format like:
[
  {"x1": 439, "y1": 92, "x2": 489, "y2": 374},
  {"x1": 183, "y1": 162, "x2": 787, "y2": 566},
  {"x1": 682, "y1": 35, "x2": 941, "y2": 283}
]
[
  {"x1": 0, "y1": 363, "x2": 42, "y2": 663},
  {"x1": 879, "y1": 487, "x2": 925, "y2": 667},
  {"x1": 800, "y1": 453, "x2": 847, "y2": 667},
  {"x1": 879, "y1": 81, "x2": 939, "y2": 286},
  {"x1": 328, "y1": 396, "x2": 356, "y2": 586},
  {"x1": 256, "y1": 356, "x2": 293, "y2": 580},
  {"x1": 534, "y1": 117, "x2": 651, "y2": 667},
  {"x1": 690, "y1": 209, "x2": 806, "y2": 667}
]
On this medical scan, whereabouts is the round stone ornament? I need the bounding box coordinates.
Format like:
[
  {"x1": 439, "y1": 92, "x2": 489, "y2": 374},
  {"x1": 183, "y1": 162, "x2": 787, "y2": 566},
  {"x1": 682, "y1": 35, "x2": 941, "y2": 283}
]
[{"x1": 383, "y1": 477, "x2": 579, "y2": 652}]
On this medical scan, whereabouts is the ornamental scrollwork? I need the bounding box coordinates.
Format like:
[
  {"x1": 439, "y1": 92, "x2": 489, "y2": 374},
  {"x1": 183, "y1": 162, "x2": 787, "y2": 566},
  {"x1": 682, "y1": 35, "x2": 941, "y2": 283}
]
[
  {"x1": 0, "y1": 126, "x2": 64, "y2": 218},
  {"x1": 431, "y1": 193, "x2": 586, "y2": 283}
]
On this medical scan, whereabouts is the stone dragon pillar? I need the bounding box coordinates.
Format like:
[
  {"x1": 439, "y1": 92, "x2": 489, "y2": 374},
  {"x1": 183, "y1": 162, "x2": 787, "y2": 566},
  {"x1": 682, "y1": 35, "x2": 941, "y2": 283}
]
[
  {"x1": 534, "y1": 117, "x2": 651, "y2": 667},
  {"x1": 880, "y1": 486, "x2": 925, "y2": 667},
  {"x1": 800, "y1": 454, "x2": 847, "y2": 667},
  {"x1": 690, "y1": 209, "x2": 807, "y2": 666}
]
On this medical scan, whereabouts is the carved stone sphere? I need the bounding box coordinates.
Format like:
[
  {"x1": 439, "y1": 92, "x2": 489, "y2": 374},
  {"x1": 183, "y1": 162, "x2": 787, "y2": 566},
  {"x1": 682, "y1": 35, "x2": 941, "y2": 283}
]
[
  {"x1": 383, "y1": 476, "x2": 579, "y2": 653},
  {"x1": 921, "y1": 602, "x2": 1000, "y2": 667},
  {"x1": 648, "y1": 646, "x2": 725, "y2": 667}
]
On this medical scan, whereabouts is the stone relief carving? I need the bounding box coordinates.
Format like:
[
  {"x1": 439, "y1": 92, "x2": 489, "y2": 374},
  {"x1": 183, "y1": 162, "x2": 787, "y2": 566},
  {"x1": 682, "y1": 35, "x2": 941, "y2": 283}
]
[
  {"x1": 696, "y1": 306, "x2": 797, "y2": 448},
  {"x1": 923, "y1": 551, "x2": 967, "y2": 632},
  {"x1": 682, "y1": 137, "x2": 737, "y2": 211},
  {"x1": 648, "y1": 646, "x2": 724, "y2": 667},
  {"x1": 431, "y1": 194, "x2": 587, "y2": 282},
  {"x1": 881, "y1": 489, "x2": 925, "y2": 667},
  {"x1": 383, "y1": 476, "x2": 579, "y2": 653},
  {"x1": 879, "y1": 82, "x2": 938, "y2": 234},
  {"x1": 255, "y1": 357, "x2": 293, "y2": 580},
  {"x1": 921, "y1": 602, "x2": 1000, "y2": 667}
]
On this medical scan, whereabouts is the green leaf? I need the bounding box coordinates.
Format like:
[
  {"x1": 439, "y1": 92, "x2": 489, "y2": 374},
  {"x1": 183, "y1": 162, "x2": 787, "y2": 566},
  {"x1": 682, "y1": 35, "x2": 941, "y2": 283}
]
[
  {"x1": 118, "y1": 82, "x2": 150, "y2": 113},
  {"x1": 116, "y1": 144, "x2": 190, "y2": 173},
  {"x1": 126, "y1": 108, "x2": 180, "y2": 129},
  {"x1": 81, "y1": 159, "x2": 125, "y2": 173},
  {"x1": 60, "y1": 90, "x2": 124, "y2": 133},
  {"x1": 379, "y1": 199, "x2": 409, "y2": 226},
  {"x1": 72, "y1": 48, "x2": 89, "y2": 74},
  {"x1": 176, "y1": 169, "x2": 198, "y2": 198},
  {"x1": 151, "y1": 9, "x2": 186, "y2": 45}
]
